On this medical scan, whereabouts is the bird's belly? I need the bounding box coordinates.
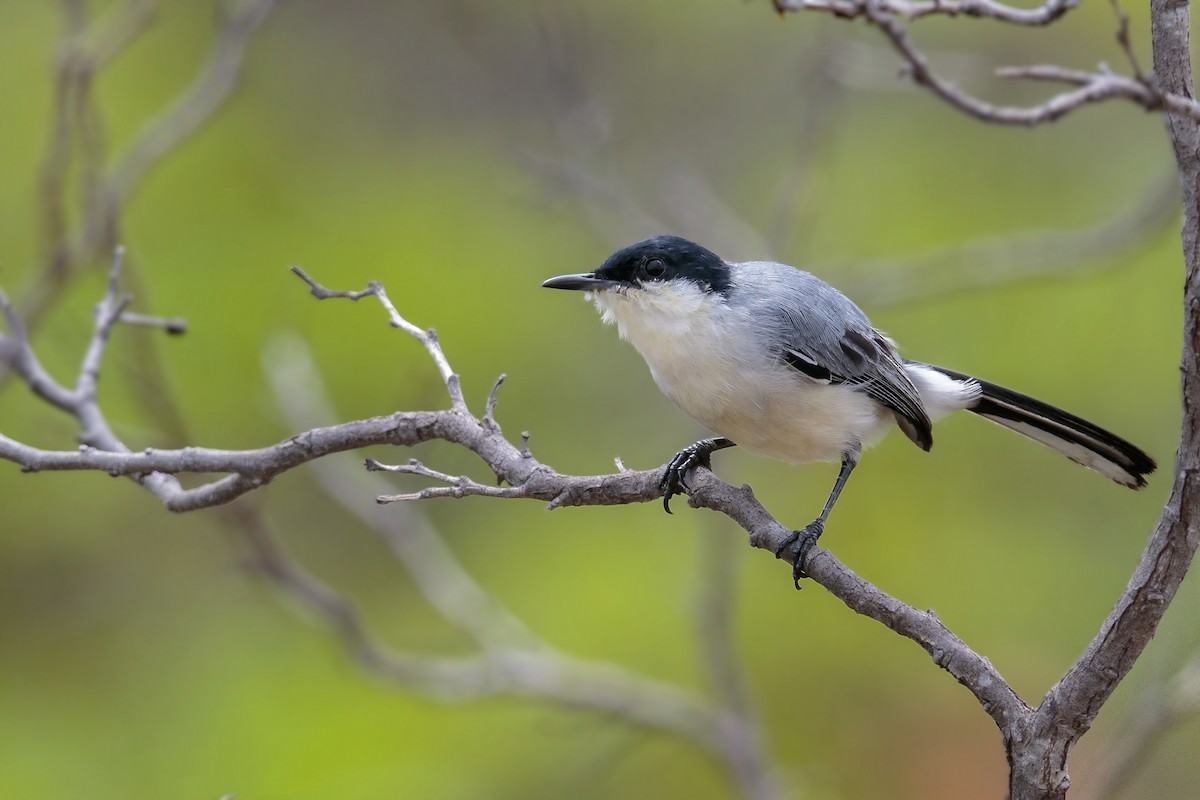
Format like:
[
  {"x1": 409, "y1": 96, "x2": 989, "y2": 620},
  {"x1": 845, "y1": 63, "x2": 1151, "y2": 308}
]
[
  {"x1": 599, "y1": 291, "x2": 890, "y2": 463},
  {"x1": 647, "y1": 355, "x2": 888, "y2": 464}
]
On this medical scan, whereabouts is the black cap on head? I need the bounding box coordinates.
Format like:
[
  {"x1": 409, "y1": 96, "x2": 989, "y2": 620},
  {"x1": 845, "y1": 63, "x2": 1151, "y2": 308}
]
[{"x1": 594, "y1": 236, "x2": 731, "y2": 297}]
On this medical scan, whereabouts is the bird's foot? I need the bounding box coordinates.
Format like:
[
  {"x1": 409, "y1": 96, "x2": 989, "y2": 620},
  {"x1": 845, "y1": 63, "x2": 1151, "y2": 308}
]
[
  {"x1": 774, "y1": 519, "x2": 825, "y2": 590},
  {"x1": 660, "y1": 442, "x2": 716, "y2": 514}
]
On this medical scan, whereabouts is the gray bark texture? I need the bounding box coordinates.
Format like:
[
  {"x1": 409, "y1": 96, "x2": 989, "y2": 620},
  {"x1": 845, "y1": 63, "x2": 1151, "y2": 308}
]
[{"x1": 1002, "y1": 2, "x2": 1200, "y2": 797}]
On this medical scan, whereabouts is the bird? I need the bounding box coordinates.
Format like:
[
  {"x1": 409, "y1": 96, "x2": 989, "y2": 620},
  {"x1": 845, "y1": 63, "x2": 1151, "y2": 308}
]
[{"x1": 542, "y1": 235, "x2": 1157, "y2": 587}]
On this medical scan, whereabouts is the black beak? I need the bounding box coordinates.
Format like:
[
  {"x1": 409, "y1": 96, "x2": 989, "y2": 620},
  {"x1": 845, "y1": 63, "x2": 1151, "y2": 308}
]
[{"x1": 542, "y1": 273, "x2": 619, "y2": 291}]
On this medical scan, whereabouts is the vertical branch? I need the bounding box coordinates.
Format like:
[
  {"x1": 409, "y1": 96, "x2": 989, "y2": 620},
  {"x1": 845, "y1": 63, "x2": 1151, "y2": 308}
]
[
  {"x1": 289, "y1": 269, "x2": 468, "y2": 411},
  {"x1": 1007, "y1": 3, "x2": 1200, "y2": 799},
  {"x1": 76, "y1": 247, "x2": 131, "y2": 406}
]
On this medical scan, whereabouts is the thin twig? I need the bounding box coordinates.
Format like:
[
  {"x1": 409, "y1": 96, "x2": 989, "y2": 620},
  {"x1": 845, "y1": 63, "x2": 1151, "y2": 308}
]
[
  {"x1": 774, "y1": 0, "x2": 1078, "y2": 25},
  {"x1": 994, "y1": 64, "x2": 1101, "y2": 85},
  {"x1": 770, "y1": 0, "x2": 1200, "y2": 127},
  {"x1": 116, "y1": 311, "x2": 187, "y2": 334},
  {"x1": 484, "y1": 373, "x2": 507, "y2": 433},
  {"x1": 290, "y1": 267, "x2": 466, "y2": 410},
  {"x1": 1108, "y1": 0, "x2": 1146, "y2": 80},
  {"x1": 867, "y1": 5, "x2": 1161, "y2": 124},
  {"x1": 77, "y1": 247, "x2": 132, "y2": 402}
]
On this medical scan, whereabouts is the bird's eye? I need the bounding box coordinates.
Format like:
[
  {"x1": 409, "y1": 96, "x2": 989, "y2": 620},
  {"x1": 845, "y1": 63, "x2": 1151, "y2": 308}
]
[{"x1": 644, "y1": 258, "x2": 665, "y2": 278}]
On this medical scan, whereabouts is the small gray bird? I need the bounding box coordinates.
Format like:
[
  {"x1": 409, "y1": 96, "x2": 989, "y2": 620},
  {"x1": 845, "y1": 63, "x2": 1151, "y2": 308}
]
[{"x1": 543, "y1": 235, "x2": 1156, "y2": 586}]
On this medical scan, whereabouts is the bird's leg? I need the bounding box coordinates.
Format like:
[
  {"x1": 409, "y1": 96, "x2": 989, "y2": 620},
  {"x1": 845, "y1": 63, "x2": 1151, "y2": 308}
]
[
  {"x1": 660, "y1": 437, "x2": 737, "y2": 514},
  {"x1": 775, "y1": 447, "x2": 860, "y2": 589}
]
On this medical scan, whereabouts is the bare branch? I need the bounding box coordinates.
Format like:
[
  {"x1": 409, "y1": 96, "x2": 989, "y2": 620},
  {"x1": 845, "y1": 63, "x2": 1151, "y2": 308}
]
[
  {"x1": 0, "y1": 265, "x2": 1028, "y2": 741},
  {"x1": 1108, "y1": 0, "x2": 1146, "y2": 80},
  {"x1": 0, "y1": 248, "x2": 189, "y2": 503},
  {"x1": 770, "y1": 0, "x2": 1200, "y2": 127},
  {"x1": 7, "y1": 240, "x2": 1196, "y2": 798},
  {"x1": 77, "y1": 247, "x2": 132, "y2": 402},
  {"x1": 1001, "y1": 2, "x2": 1200, "y2": 794},
  {"x1": 774, "y1": 0, "x2": 1078, "y2": 25},
  {"x1": 868, "y1": 7, "x2": 1159, "y2": 124},
  {"x1": 290, "y1": 266, "x2": 377, "y2": 302},
  {"x1": 290, "y1": 267, "x2": 466, "y2": 410},
  {"x1": 1020, "y1": 8, "x2": 1200, "y2": 773},
  {"x1": 115, "y1": 311, "x2": 187, "y2": 334},
  {"x1": 0, "y1": 434, "x2": 1029, "y2": 741},
  {"x1": 3, "y1": 3, "x2": 1195, "y2": 797},
  {"x1": 993, "y1": 64, "x2": 1103, "y2": 85},
  {"x1": 0, "y1": 288, "x2": 87, "y2": 415},
  {"x1": 369, "y1": 458, "x2": 530, "y2": 503},
  {"x1": 483, "y1": 373, "x2": 506, "y2": 433}
]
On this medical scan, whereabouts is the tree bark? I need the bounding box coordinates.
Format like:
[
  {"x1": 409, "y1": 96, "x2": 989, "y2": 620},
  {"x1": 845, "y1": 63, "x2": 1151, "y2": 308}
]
[{"x1": 1004, "y1": 3, "x2": 1200, "y2": 797}]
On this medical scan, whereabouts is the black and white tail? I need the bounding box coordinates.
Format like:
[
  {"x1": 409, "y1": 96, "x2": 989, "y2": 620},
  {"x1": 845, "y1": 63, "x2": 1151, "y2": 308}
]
[{"x1": 922, "y1": 364, "x2": 1157, "y2": 489}]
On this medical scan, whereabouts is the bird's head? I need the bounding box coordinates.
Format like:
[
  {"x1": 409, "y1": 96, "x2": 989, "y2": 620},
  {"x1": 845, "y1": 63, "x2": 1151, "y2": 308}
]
[
  {"x1": 543, "y1": 235, "x2": 730, "y2": 297},
  {"x1": 542, "y1": 236, "x2": 729, "y2": 340}
]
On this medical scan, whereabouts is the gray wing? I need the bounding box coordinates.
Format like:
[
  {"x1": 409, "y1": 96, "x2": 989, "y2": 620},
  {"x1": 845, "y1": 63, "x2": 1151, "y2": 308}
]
[{"x1": 738, "y1": 263, "x2": 933, "y2": 451}]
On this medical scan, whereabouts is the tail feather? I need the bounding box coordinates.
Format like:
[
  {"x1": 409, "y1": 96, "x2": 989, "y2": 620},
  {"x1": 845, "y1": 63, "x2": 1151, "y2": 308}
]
[{"x1": 921, "y1": 364, "x2": 1157, "y2": 489}]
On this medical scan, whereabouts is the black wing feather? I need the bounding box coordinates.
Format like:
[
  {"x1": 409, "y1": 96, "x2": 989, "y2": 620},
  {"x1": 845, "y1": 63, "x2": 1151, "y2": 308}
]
[
  {"x1": 782, "y1": 328, "x2": 932, "y2": 451},
  {"x1": 768, "y1": 277, "x2": 933, "y2": 451}
]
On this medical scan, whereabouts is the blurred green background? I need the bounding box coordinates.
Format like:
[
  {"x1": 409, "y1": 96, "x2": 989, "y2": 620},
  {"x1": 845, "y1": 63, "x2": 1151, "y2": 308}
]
[{"x1": 0, "y1": 1, "x2": 1194, "y2": 799}]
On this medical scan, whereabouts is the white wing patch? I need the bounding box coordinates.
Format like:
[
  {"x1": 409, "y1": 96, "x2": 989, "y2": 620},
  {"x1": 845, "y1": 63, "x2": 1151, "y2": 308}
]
[{"x1": 905, "y1": 362, "x2": 982, "y2": 420}]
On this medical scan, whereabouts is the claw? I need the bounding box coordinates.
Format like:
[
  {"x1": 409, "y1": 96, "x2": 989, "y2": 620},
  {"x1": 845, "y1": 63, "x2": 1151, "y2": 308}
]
[
  {"x1": 660, "y1": 475, "x2": 677, "y2": 514},
  {"x1": 774, "y1": 519, "x2": 825, "y2": 590},
  {"x1": 660, "y1": 447, "x2": 700, "y2": 514},
  {"x1": 658, "y1": 438, "x2": 736, "y2": 517}
]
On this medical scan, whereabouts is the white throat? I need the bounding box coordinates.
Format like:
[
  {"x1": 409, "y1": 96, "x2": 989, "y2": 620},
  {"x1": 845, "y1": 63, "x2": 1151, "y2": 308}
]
[
  {"x1": 589, "y1": 281, "x2": 718, "y2": 344},
  {"x1": 587, "y1": 281, "x2": 760, "y2": 432}
]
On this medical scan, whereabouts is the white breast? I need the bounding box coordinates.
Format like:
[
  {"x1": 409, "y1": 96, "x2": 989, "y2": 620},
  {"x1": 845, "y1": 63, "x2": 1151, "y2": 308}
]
[{"x1": 591, "y1": 284, "x2": 891, "y2": 464}]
